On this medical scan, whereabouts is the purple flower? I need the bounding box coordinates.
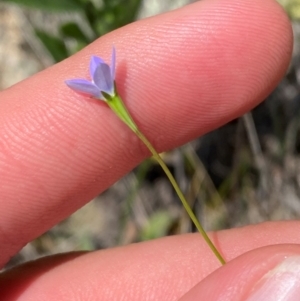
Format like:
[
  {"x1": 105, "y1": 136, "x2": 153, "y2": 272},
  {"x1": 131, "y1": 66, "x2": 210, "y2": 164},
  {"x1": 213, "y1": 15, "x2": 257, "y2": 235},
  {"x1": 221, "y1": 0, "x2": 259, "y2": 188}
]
[{"x1": 65, "y1": 47, "x2": 116, "y2": 101}]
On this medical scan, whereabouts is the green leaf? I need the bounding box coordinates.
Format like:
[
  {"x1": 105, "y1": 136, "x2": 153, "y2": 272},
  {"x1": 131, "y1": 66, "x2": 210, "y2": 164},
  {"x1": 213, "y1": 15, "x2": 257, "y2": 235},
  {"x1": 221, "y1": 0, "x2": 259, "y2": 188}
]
[
  {"x1": 113, "y1": 0, "x2": 142, "y2": 28},
  {"x1": 71, "y1": 40, "x2": 87, "y2": 54},
  {"x1": 1, "y1": 0, "x2": 83, "y2": 11},
  {"x1": 140, "y1": 211, "x2": 174, "y2": 241},
  {"x1": 84, "y1": 1, "x2": 101, "y2": 35},
  {"x1": 60, "y1": 22, "x2": 90, "y2": 43},
  {"x1": 35, "y1": 30, "x2": 69, "y2": 62}
]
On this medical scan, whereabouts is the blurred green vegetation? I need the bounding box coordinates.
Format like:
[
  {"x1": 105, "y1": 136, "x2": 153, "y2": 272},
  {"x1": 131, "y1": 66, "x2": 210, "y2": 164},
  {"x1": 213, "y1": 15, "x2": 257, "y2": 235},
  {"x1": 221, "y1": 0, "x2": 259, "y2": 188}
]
[
  {"x1": 2, "y1": 0, "x2": 142, "y2": 61},
  {"x1": 278, "y1": 0, "x2": 300, "y2": 19}
]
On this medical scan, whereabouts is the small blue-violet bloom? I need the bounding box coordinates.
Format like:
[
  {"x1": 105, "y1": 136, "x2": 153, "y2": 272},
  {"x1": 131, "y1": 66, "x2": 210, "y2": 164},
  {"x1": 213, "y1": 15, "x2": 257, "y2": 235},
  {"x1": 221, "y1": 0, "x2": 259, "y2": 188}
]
[{"x1": 65, "y1": 47, "x2": 116, "y2": 101}]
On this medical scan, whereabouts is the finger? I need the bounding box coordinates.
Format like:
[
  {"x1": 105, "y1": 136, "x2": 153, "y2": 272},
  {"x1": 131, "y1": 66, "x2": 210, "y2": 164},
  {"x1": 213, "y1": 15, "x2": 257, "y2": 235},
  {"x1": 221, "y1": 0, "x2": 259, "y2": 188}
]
[
  {"x1": 179, "y1": 245, "x2": 300, "y2": 301},
  {"x1": 0, "y1": 0, "x2": 292, "y2": 266},
  {"x1": 1, "y1": 221, "x2": 300, "y2": 300}
]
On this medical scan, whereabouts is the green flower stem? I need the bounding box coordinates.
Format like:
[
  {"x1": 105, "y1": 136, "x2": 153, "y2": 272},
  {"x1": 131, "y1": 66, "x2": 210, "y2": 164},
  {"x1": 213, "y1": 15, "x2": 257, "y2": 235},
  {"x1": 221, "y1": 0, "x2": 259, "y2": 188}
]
[
  {"x1": 107, "y1": 93, "x2": 226, "y2": 265},
  {"x1": 135, "y1": 130, "x2": 226, "y2": 265}
]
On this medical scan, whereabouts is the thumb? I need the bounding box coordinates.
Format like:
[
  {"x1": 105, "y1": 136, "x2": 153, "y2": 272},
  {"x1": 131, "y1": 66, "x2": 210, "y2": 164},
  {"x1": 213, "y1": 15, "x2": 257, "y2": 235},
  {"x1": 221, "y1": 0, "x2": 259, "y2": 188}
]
[{"x1": 179, "y1": 245, "x2": 300, "y2": 301}]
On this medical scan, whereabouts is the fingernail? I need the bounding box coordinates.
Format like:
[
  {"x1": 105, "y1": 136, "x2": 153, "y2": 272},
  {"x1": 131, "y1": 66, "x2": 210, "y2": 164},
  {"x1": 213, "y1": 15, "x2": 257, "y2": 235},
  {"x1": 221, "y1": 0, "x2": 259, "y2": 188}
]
[{"x1": 246, "y1": 256, "x2": 300, "y2": 301}]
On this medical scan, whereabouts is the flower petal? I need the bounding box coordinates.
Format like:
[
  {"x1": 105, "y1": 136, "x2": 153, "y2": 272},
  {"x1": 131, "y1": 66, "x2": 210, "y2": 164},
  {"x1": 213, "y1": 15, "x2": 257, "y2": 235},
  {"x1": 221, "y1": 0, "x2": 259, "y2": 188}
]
[
  {"x1": 93, "y1": 63, "x2": 114, "y2": 95},
  {"x1": 90, "y1": 56, "x2": 104, "y2": 78},
  {"x1": 65, "y1": 79, "x2": 101, "y2": 98},
  {"x1": 111, "y1": 46, "x2": 116, "y2": 80}
]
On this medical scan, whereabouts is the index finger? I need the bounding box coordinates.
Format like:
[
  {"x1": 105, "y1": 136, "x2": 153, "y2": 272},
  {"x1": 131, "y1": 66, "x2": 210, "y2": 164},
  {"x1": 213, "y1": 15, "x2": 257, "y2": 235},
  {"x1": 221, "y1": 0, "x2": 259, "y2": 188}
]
[{"x1": 0, "y1": 0, "x2": 292, "y2": 266}]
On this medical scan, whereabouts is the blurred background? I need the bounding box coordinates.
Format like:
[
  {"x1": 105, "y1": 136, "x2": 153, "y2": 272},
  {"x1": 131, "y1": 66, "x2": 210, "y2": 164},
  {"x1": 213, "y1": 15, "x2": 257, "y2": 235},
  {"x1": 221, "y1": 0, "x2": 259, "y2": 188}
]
[{"x1": 0, "y1": 0, "x2": 299, "y2": 268}]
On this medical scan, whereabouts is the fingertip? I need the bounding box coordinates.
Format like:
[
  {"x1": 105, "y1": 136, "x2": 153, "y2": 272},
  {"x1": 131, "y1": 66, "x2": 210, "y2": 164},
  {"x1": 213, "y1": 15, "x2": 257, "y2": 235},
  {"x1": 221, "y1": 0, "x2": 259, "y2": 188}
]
[
  {"x1": 105, "y1": 0, "x2": 293, "y2": 146},
  {"x1": 179, "y1": 245, "x2": 300, "y2": 301}
]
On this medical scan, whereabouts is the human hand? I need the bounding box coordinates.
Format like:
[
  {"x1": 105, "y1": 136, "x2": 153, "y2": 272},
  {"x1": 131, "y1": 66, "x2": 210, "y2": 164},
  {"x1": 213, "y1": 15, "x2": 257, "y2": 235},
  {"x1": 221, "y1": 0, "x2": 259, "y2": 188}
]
[{"x1": 0, "y1": 0, "x2": 294, "y2": 300}]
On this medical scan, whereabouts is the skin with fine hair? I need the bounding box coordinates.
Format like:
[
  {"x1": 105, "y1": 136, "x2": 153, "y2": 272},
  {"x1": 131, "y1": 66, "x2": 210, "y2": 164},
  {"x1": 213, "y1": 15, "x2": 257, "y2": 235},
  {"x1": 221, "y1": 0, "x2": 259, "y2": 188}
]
[{"x1": 0, "y1": 0, "x2": 295, "y2": 300}]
